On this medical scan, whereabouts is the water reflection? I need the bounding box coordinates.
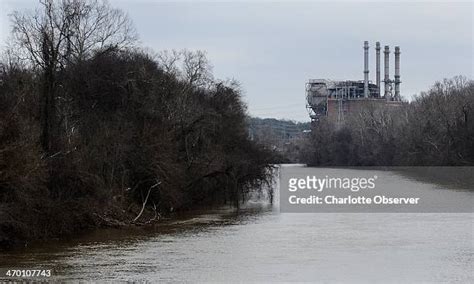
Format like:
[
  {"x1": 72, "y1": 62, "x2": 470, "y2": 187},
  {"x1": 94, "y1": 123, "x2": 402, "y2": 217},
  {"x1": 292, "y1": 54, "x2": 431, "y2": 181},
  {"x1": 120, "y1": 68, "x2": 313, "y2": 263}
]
[
  {"x1": 0, "y1": 169, "x2": 472, "y2": 282},
  {"x1": 393, "y1": 167, "x2": 474, "y2": 192}
]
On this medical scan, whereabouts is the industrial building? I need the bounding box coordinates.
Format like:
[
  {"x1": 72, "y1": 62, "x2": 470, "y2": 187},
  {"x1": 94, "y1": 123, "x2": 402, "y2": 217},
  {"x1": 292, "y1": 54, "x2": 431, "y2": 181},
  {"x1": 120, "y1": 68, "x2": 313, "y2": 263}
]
[{"x1": 306, "y1": 41, "x2": 402, "y2": 122}]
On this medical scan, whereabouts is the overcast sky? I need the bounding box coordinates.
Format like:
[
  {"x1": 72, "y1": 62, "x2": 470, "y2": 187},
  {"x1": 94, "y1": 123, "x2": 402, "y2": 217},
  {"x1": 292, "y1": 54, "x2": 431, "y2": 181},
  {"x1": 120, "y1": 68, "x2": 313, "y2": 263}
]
[{"x1": 1, "y1": 0, "x2": 472, "y2": 121}]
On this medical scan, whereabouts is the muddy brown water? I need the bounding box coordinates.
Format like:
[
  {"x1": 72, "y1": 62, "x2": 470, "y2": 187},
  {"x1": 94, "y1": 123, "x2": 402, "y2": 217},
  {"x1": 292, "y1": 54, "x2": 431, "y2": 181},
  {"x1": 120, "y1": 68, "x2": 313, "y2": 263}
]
[{"x1": 0, "y1": 167, "x2": 473, "y2": 282}]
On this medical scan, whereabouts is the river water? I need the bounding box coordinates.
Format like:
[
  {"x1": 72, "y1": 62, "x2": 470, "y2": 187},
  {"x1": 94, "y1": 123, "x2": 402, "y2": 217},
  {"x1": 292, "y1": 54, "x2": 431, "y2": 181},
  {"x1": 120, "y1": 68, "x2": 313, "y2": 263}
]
[{"x1": 1, "y1": 166, "x2": 473, "y2": 282}]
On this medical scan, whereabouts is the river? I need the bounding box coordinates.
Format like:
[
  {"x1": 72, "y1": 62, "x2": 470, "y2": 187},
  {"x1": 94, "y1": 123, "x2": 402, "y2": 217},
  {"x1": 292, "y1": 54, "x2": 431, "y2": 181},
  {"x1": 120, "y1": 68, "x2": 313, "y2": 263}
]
[{"x1": 1, "y1": 166, "x2": 473, "y2": 282}]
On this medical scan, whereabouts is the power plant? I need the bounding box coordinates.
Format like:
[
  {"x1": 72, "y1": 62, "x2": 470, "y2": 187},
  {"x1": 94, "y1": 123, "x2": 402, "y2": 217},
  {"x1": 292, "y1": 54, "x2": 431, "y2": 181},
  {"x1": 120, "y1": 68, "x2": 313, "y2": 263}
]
[{"x1": 306, "y1": 41, "x2": 402, "y2": 122}]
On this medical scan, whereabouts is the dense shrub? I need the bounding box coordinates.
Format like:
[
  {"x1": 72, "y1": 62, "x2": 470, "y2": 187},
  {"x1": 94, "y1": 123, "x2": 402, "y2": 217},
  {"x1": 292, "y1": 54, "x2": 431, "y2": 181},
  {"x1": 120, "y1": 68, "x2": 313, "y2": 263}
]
[{"x1": 0, "y1": 0, "x2": 274, "y2": 246}]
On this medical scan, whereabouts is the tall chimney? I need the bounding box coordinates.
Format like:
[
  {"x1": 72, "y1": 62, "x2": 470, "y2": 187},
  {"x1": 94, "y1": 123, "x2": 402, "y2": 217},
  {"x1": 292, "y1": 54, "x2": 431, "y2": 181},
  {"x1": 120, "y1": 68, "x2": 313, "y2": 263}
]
[
  {"x1": 363, "y1": 41, "x2": 369, "y2": 98},
  {"x1": 375, "y1": 42, "x2": 381, "y2": 97},
  {"x1": 384, "y1": 45, "x2": 390, "y2": 100},
  {"x1": 394, "y1": 46, "x2": 401, "y2": 100}
]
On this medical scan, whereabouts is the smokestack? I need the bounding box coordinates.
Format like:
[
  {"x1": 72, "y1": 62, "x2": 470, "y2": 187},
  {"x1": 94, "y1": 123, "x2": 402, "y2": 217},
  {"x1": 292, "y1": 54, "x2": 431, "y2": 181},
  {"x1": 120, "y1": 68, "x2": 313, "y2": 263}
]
[
  {"x1": 394, "y1": 46, "x2": 401, "y2": 100},
  {"x1": 364, "y1": 41, "x2": 369, "y2": 98},
  {"x1": 375, "y1": 42, "x2": 381, "y2": 97},
  {"x1": 384, "y1": 45, "x2": 390, "y2": 100}
]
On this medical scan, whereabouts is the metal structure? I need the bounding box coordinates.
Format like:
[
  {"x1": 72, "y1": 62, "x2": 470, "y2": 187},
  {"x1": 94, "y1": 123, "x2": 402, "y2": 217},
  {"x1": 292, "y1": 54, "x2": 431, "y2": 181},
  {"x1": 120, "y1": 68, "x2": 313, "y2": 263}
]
[
  {"x1": 306, "y1": 41, "x2": 402, "y2": 122},
  {"x1": 394, "y1": 46, "x2": 401, "y2": 100},
  {"x1": 376, "y1": 42, "x2": 381, "y2": 97},
  {"x1": 363, "y1": 41, "x2": 369, "y2": 98},
  {"x1": 384, "y1": 45, "x2": 391, "y2": 100}
]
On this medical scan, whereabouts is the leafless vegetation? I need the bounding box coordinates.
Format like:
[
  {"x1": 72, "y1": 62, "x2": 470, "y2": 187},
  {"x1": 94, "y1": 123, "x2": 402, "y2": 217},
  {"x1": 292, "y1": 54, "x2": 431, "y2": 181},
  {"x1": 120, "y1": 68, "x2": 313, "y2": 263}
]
[
  {"x1": 302, "y1": 76, "x2": 474, "y2": 166},
  {"x1": 0, "y1": 0, "x2": 273, "y2": 247}
]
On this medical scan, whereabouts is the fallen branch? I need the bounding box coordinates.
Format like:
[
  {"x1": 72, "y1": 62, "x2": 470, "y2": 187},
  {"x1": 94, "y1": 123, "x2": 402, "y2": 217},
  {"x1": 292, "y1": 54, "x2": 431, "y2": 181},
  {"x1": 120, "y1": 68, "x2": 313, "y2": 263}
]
[
  {"x1": 133, "y1": 181, "x2": 160, "y2": 223},
  {"x1": 144, "y1": 201, "x2": 161, "y2": 224}
]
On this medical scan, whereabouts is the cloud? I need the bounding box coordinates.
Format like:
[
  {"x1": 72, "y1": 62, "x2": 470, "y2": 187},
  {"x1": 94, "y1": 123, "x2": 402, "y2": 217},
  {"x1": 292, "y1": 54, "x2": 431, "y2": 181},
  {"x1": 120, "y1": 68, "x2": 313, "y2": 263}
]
[{"x1": 2, "y1": 0, "x2": 472, "y2": 121}]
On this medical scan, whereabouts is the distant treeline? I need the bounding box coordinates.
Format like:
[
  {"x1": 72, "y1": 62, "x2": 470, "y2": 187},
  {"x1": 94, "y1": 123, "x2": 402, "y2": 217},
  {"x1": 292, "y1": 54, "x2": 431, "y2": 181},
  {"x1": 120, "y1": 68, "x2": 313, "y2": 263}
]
[
  {"x1": 301, "y1": 76, "x2": 474, "y2": 166},
  {"x1": 248, "y1": 117, "x2": 310, "y2": 163},
  {"x1": 0, "y1": 0, "x2": 274, "y2": 246},
  {"x1": 248, "y1": 117, "x2": 310, "y2": 140}
]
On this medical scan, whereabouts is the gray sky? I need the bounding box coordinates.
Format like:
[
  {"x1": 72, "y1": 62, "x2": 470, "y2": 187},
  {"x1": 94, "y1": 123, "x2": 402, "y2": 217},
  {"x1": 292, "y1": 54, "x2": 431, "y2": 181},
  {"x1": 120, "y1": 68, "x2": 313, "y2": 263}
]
[{"x1": 1, "y1": 0, "x2": 472, "y2": 121}]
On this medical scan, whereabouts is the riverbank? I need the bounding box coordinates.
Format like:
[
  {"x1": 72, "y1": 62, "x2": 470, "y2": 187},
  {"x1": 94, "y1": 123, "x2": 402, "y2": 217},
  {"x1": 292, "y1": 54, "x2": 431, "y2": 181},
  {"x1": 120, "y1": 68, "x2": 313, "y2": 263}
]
[
  {"x1": 0, "y1": 36, "x2": 275, "y2": 250},
  {"x1": 1, "y1": 1, "x2": 277, "y2": 250},
  {"x1": 0, "y1": 201, "x2": 258, "y2": 251},
  {"x1": 0, "y1": 177, "x2": 274, "y2": 250},
  {"x1": 0, "y1": 197, "x2": 147, "y2": 249}
]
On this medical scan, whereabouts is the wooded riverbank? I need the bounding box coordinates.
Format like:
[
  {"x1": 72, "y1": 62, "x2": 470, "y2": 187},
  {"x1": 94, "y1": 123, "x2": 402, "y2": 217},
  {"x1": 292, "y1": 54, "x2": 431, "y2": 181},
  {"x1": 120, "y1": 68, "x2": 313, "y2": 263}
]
[{"x1": 0, "y1": 0, "x2": 276, "y2": 248}]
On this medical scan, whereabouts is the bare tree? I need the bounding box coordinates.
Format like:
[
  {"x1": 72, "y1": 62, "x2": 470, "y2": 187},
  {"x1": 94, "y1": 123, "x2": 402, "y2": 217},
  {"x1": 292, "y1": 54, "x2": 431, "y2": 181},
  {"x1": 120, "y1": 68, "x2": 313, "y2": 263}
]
[
  {"x1": 156, "y1": 49, "x2": 181, "y2": 76},
  {"x1": 66, "y1": 0, "x2": 137, "y2": 61},
  {"x1": 181, "y1": 49, "x2": 213, "y2": 87},
  {"x1": 9, "y1": 0, "x2": 137, "y2": 152},
  {"x1": 156, "y1": 49, "x2": 213, "y2": 88},
  {"x1": 11, "y1": 0, "x2": 137, "y2": 66}
]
